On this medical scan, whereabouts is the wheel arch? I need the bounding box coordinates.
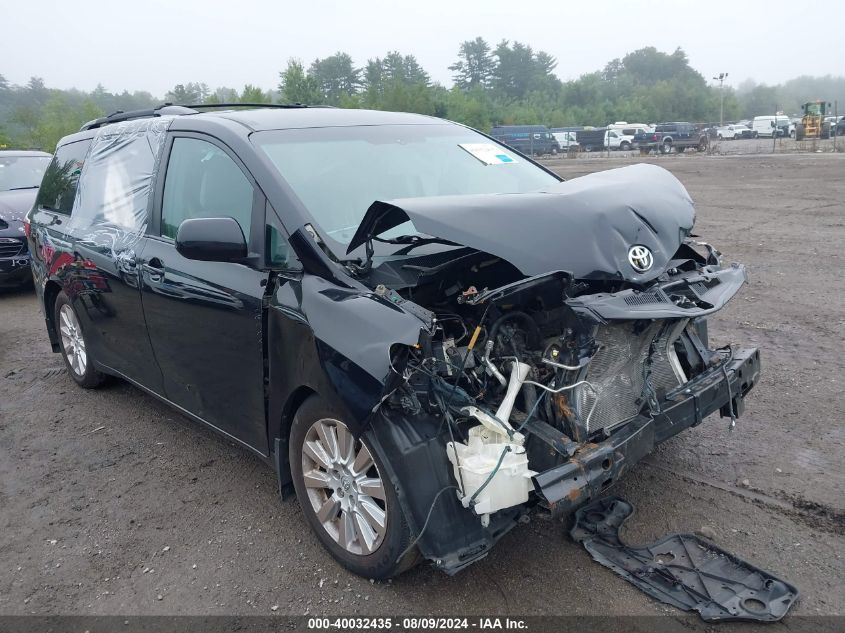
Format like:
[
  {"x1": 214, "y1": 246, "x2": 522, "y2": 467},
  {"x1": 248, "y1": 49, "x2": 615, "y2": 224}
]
[
  {"x1": 272, "y1": 384, "x2": 318, "y2": 498},
  {"x1": 43, "y1": 280, "x2": 63, "y2": 352}
]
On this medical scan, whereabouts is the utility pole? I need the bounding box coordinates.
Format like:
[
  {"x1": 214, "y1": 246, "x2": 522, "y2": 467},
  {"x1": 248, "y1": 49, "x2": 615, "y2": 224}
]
[{"x1": 713, "y1": 72, "x2": 729, "y2": 126}]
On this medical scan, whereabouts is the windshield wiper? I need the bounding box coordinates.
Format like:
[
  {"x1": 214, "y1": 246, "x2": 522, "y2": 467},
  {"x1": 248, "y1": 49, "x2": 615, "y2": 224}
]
[{"x1": 7, "y1": 185, "x2": 39, "y2": 191}]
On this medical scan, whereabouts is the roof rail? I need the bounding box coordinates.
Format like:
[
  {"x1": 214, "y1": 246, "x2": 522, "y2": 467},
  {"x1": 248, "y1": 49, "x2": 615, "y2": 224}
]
[
  {"x1": 183, "y1": 103, "x2": 318, "y2": 110},
  {"x1": 80, "y1": 105, "x2": 197, "y2": 131},
  {"x1": 79, "y1": 102, "x2": 328, "y2": 131}
]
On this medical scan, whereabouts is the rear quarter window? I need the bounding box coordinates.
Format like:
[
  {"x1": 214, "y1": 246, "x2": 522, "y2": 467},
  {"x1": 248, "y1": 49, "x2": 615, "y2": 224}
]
[
  {"x1": 69, "y1": 119, "x2": 169, "y2": 233},
  {"x1": 34, "y1": 140, "x2": 92, "y2": 215}
]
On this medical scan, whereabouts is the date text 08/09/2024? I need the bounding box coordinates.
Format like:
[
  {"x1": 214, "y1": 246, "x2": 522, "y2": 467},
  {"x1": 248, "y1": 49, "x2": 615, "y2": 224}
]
[{"x1": 307, "y1": 617, "x2": 528, "y2": 630}]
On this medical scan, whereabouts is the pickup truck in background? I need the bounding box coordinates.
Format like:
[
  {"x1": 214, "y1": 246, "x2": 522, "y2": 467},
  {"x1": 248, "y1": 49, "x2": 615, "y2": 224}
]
[
  {"x1": 637, "y1": 122, "x2": 709, "y2": 154},
  {"x1": 575, "y1": 129, "x2": 636, "y2": 152}
]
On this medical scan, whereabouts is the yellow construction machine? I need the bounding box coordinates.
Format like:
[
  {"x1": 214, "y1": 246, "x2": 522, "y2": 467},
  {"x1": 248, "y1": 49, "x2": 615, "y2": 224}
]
[{"x1": 795, "y1": 101, "x2": 832, "y2": 140}]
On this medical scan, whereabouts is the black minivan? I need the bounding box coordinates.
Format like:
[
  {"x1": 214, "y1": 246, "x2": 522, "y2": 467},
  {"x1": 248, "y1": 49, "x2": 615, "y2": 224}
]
[{"x1": 28, "y1": 105, "x2": 759, "y2": 578}]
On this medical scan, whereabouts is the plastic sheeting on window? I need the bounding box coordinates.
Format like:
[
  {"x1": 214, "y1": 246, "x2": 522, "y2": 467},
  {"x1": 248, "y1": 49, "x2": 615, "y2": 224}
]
[{"x1": 69, "y1": 118, "x2": 170, "y2": 242}]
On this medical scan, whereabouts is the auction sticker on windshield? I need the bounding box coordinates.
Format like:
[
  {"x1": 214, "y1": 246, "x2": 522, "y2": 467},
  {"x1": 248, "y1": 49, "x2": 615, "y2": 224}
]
[{"x1": 458, "y1": 143, "x2": 518, "y2": 165}]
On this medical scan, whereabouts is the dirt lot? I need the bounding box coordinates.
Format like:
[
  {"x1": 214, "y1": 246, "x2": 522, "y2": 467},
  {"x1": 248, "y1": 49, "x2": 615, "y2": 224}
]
[{"x1": 1, "y1": 153, "x2": 843, "y2": 619}]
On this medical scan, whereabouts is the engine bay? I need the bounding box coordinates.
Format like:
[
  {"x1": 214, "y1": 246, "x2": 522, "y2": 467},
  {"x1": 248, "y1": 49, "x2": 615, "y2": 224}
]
[{"x1": 370, "y1": 239, "x2": 734, "y2": 524}]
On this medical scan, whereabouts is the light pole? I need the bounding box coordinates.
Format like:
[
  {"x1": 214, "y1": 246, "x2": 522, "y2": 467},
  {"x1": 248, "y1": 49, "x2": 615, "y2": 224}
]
[{"x1": 713, "y1": 72, "x2": 729, "y2": 126}]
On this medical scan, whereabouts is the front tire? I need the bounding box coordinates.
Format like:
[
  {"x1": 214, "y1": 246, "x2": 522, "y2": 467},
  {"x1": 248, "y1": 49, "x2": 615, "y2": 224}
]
[
  {"x1": 289, "y1": 397, "x2": 417, "y2": 579},
  {"x1": 55, "y1": 291, "x2": 106, "y2": 388}
]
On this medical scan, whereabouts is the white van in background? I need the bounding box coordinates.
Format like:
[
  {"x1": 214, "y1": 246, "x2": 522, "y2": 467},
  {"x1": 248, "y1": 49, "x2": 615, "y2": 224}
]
[
  {"x1": 552, "y1": 131, "x2": 579, "y2": 150},
  {"x1": 752, "y1": 115, "x2": 793, "y2": 138},
  {"x1": 607, "y1": 121, "x2": 653, "y2": 136}
]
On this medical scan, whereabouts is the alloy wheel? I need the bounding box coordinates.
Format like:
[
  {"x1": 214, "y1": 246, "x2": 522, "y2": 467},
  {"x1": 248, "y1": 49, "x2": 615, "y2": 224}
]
[
  {"x1": 301, "y1": 418, "x2": 388, "y2": 555},
  {"x1": 59, "y1": 303, "x2": 87, "y2": 376}
]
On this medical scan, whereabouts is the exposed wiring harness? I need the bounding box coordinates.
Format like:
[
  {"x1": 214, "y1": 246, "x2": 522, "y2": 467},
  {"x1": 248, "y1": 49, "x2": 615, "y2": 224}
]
[{"x1": 395, "y1": 485, "x2": 459, "y2": 564}]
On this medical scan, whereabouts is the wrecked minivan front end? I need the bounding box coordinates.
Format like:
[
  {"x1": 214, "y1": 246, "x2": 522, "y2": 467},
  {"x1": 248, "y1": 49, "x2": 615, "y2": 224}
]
[{"x1": 310, "y1": 164, "x2": 760, "y2": 574}]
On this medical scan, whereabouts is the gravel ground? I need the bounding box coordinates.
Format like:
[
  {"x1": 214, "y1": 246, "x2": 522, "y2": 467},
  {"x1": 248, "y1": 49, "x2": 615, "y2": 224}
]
[{"x1": 0, "y1": 153, "x2": 843, "y2": 619}]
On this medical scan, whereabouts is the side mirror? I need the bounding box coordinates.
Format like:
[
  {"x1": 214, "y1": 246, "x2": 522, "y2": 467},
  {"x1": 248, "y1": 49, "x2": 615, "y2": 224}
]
[{"x1": 175, "y1": 217, "x2": 247, "y2": 262}]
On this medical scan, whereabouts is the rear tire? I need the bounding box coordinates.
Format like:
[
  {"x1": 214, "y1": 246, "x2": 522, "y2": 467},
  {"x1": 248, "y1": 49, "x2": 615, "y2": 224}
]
[
  {"x1": 289, "y1": 396, "x2": 418, "y2": 579},
  {"x1": 660, "y1": 141, "x2": 672, "y2": 154},
  {"x1": 54, "y1": 291, "x2": 106, "y2": 388},
  {"x1": 620, "y1": 141, "x2": 631, "y2": 151}
]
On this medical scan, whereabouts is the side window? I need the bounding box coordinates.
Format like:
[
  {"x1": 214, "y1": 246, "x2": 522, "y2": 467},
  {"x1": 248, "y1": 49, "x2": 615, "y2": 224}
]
[
  {"x1": 34, "y1": 140, "x2": 91, "y2": 215},
  {"x1": 161, "y1": 137, "x2": 254, "y2": 240},
  {"x1": 265, "y1": 212, "x2": 301, "y2": 270},
  {"x1": 71, "y1": 121, "x2": 166, "y2": 233}
]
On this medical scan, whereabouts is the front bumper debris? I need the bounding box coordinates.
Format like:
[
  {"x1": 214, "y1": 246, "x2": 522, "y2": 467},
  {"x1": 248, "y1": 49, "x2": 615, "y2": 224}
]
[
  {"x1": 570, "y1": 497, "x2": 798, "y2": 622},
  {"x1": 534, "y1": 347, "x2": 760, "y2": 514}
]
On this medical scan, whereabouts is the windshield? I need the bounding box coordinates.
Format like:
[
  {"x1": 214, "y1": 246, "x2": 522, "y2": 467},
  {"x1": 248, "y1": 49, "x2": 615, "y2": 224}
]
[
  {"x1": 253, "y1": 124, "x2": 559, "y2": 247},
  {"x1": 0, "y1": 155, "x2": 51, "y2": 192}
]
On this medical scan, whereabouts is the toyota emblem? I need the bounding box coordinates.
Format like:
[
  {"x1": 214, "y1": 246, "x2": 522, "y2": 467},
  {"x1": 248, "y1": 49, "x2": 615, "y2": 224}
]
[{"x1": 628, "y1": 245, "x2": 654, "y2": 273}]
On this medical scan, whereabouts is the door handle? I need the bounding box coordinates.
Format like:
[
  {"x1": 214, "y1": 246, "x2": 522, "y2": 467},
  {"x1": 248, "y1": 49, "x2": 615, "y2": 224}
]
[{"x1": 142, "y1": 257, "x2": 165, "y2": 281}]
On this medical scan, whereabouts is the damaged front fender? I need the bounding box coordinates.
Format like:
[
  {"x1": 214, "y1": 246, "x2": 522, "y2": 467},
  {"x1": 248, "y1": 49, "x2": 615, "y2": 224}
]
[{"x1": 269, "y1": 274, "x2": 433, "y2": 438}]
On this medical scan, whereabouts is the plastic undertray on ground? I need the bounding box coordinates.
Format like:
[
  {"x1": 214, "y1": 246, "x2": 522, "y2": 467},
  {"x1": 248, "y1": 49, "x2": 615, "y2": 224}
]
[{"x1": 570, "y1": 497, "x2": 798, "y2": 622}]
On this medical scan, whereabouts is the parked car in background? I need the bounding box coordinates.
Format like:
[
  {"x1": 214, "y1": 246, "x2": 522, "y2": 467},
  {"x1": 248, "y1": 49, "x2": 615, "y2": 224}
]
[
  {"x1": 26, "y1": 104, "x2": 759, "y2": 579},
  {"x1": 736, "y1": 123, "x2": 754, "y2": 138},
  {"x1": 751, "y1": 115, "x2": 793, "y2": 138},
  {"x1": 716, "y1": 124, "x2": 751, "y2": 140},
  {"x1": 825, "y1": 116, "x2": 844, "y2": 136},
  {"x1": 490, "y1": 125, "x2": 560, "y2": 156},
  {"x1": 0, "y1": 150, "x2": 52, "y2": 289},
  {"x1": 638, "y1": 122, "x2": 709, "y2": 154}
]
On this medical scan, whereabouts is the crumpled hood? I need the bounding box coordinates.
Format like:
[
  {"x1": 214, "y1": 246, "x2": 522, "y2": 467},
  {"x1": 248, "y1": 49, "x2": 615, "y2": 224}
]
[
  {"x1": 348, "y1": 163, "x2": 696, "y2": 284},
  {"x1": 0, "y1": 189, "x2": 38, "y2": 233}
]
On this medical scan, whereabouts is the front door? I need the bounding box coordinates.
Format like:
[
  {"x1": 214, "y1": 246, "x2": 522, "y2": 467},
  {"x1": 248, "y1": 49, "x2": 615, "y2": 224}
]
[{"x1": 139, "y1": 135, "x2": 270, "y2": 453}]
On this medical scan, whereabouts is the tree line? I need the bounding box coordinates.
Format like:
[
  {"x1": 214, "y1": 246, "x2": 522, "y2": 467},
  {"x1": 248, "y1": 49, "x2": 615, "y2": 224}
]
[{"x1": 3, "y1": 39, "x2": 844, "y2": 152}]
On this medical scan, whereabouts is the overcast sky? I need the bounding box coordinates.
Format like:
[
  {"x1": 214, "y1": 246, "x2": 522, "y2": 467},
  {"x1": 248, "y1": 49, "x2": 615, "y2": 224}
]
[{"x1": 3, "y1": 0, "x2": 841, "y2": 96}]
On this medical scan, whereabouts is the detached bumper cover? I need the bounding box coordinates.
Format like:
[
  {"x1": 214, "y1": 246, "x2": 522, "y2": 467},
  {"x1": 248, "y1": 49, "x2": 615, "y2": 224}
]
[{"x1": 534, "y1": 347, "x2": 760, "y2": 514}]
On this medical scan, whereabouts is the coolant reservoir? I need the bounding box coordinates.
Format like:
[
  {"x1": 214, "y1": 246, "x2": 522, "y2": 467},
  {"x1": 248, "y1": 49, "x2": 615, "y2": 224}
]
[{"x1": 446, "y1": 425, "x2": 535, "y2": 518}]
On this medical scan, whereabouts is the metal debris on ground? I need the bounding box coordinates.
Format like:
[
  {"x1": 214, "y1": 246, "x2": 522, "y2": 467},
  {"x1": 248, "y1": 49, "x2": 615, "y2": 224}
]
[{"x1": 570, "y1": 497, "x2": 798, "y2": 622}]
